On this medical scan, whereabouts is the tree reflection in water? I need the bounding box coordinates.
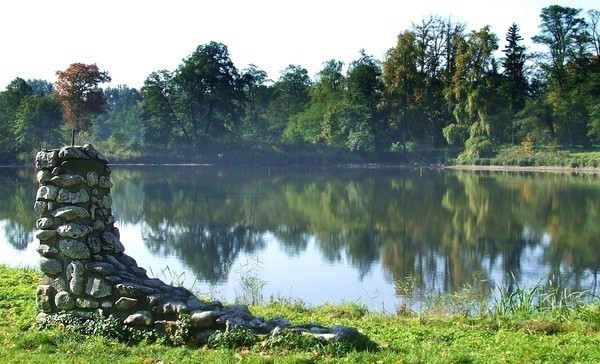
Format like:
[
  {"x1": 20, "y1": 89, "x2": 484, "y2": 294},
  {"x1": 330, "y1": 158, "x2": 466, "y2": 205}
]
[{"x1": 1, "y1": 165, "x2": 599, "y2": 308}]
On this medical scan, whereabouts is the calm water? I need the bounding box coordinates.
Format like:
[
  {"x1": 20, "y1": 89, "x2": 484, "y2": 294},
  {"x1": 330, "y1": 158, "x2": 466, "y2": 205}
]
[{"x1": 1, "y1": 165, "x2": 599, "y2": 312}]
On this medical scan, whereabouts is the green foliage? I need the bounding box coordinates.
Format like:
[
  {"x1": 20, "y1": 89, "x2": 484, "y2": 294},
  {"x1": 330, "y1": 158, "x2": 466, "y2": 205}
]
[
  {"x1": 490, "y1": 277, "x2": 592, "y2": 319},
  {"x1": 1, "y1": 5, "x2": 600, "y2": 163},
  {"x1": 14, "y1": 94, "x2": 63, "y2": 154},
  {"x1": 207, "y1": 328, "x2": 259, "y2": 349},
  {"x1": 6, "y1": 266, "x2": 600, "y2": 362}
]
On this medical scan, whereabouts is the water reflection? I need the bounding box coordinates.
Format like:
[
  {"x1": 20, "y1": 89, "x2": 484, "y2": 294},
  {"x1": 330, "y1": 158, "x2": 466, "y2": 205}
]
[{"x1": 1, "y1": 165, "x2": 599, "y2": 311}]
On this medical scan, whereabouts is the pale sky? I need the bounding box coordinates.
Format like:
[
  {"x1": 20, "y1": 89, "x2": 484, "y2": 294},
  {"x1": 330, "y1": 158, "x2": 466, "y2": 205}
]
[{"x1": 1, "y1": 0, "x2": 597, "y2": 89}]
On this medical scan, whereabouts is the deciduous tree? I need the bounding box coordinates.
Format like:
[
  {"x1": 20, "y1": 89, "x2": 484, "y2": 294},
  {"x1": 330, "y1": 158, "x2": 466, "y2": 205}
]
[
  {"x1": 173, "y1": 41, "x2": 244, "y2": 143},
  {"x1": 54, "y1": 63, "x2": 111, "y2": 132},
  {"x1": 14, "y1": 94, "x2": 63, "y2": 152}
]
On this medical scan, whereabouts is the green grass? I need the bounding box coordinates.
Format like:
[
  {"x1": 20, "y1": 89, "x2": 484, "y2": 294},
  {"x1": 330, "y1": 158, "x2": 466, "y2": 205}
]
[
  {"x1": 455, "y1": 145, "x2": 600, "y2": 169},
  {"x1": 3, "y1": 265, "x2": 600, "y2": 363}
]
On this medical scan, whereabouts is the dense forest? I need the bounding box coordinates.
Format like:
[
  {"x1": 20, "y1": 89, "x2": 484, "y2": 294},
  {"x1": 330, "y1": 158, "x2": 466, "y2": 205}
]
[{"x1": 1, "y1": 5, "x2": 599, "y2": 165}]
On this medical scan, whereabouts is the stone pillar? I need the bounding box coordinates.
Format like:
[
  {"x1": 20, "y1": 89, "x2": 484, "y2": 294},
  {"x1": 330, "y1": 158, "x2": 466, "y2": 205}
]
[
  {"x1": 34, "y1": 144, "x2": 206, "y2": 324},
  {"x1": 33, "y1": 144, "x2": 368, "y2": 346}
]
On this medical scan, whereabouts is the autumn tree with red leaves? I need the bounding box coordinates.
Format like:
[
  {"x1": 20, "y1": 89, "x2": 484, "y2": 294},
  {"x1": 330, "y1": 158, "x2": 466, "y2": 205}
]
[{"x1": 54, "y1": 63, "x2": 111, "y2": 132}]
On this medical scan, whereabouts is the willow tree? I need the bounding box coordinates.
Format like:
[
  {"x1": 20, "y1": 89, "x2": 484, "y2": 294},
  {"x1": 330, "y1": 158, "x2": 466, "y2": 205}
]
[
  {"x1": 443, "y1": 26, "x2": 507, "y2": 159},
  {"x1": 54, "y1": 63, "x2": 111, "y2": 135}
]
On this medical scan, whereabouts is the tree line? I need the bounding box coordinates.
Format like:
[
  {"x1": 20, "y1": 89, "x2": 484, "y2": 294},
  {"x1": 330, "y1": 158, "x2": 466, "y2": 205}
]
[{"x1": 1, "y1": 5, "x2": 599, "y2": 163}]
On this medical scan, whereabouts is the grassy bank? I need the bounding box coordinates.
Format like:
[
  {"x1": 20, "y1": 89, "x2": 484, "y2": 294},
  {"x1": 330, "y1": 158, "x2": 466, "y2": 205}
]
[
  {"x1": 2, "y1": 265, "x2": 600, "y2": 363},
  {"x1": 453, "y1": 146, "x2": 600, "y2": 169}
]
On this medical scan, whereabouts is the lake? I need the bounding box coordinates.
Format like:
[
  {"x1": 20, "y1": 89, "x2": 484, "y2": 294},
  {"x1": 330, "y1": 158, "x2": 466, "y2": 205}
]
[{"x1": 1, "y1": 165, "x2": 599, "y2": 313}]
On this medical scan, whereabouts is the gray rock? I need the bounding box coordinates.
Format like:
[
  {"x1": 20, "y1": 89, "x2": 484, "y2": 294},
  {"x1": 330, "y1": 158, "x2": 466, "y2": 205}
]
[
  {"x1": 100, "y1": 231, "x2": 119, "y2": 251},
  {"x1": 76, "y1": 298, "x2": 99, "y2": 309},
  {"x1": 129, "y1": 266, "x2": 146, "y2": 277},
  {"x1": 34, "y1": 201, "x2": 48, "y2": 214},
  {"x1": 59, "y1": 239, "x2": 90, "y2": 259},
  {"x1": 190, "y1": 310, "x2": 216, "y2": 328},
  {"x1": 51, "y1": 206, "x2": 90, "y2": 220},
  {"x1": 98, "y1": 176, "x2": 113, "y2": 189},
  {"x1": 36, "y1": 169, "x2": 51, "y2": 184},
  {"x1": 56, "y1": 188, "x2": 90, "y2": 204},
  {"x1": 116, "y1": 282, "x2": 157, "y2": 298},
  {"x1": 115, "y1": 297, "x2": 139, "y2": 311},
  {"x1": 105, "y1": 255, "x2": 126, "y2": 270},
  {"x1": 124, "y1": 311, "x2": 153, "y2": 326},
  {"x1": 86, "y1": 262, "x2": 116, "y2": 276},
  {"x1": 35, "y1": 150, "x2": 58, "y2": 169},
  {"x1": 36, "y1": 285, "x2": 55, "y2": 312},
  {"x1": 67, "y1": 261, "x2": 85, "y2": 295},
  {"x1": 36, "y1": 244, "x2": 59, "y2": 256},
  {"x1": 54, "y1": 291, "x2": 75, "y2": 310},
  {"x1": 114, "y1": 240, "x2": 125, "y2": 254},
  {"x1": 82, "y1": 144, "x2": 107, "y2": 162},
  {"x1": 86, "y1": 172, "x2": 98, "y2": 187},
  {"x1": 36, "y1": 217, "x2": 54, "y2": 229},
  {"x1": 39, "y1": 257, "x2": 63, "y2": 275},
  {"x1": 187, "y1": 296, "x2": 205, "y2": 311},
  {"x1": 85, "y1": 277, "x2": 112, "y2": 298},
  {"x1": 101, "y1": 194, "x2": 112, "y2": 209},
  {"x1": 104, "y1": 275, "x2": 122, "y2": 284},
  {"x1": 118, "y1": 254, "x2": 137, "y2": 267},
  {"x1": 57, "y1": 223, "x2": 93, "y2": 239},
  {"x1": 50, "y1": 174, "x2": 86, "y2": 187},
  {"x1": 35, "y1": 229, "x2": 57, "y2": 241},
  {"x1": 36, "y1": 185, "x2": 58, "y2": 201},
  {"x1": 87, "y1": 236, "x2": 102, "y2": 253},
  {"x1": 92, "y1": 220, "x2": 105, "y2": 232},
  {"x1": 331, "y1": 325, "x2": 363, "y2": 342},
  {"x1": 51, "y1": 276, "x2": 69, "y2": 292},
  {"x1": 59, "y1": 146, "x2": 88, "y2": 159}
]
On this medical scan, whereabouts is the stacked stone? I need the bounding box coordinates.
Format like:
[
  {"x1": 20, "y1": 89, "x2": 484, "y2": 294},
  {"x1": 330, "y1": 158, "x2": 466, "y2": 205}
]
[
  {"x1": 34, "y1": 144, "x2": 204, "y2": 324},
  {"x1": 33, "y1": 144, "x2": 368, "y2": 345}
]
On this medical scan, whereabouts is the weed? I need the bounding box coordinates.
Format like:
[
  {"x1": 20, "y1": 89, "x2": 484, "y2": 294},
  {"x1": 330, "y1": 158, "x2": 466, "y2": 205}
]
[
  {"x1": 207, "y1": 328, "x2": 258, "y2": 349},
  {"x1": 233, "y1": 257, "x2": 266, "y2": 305},
  {"x1": 148, "y1": 266, "x2": 198, "y2": 290},
  {"x1": 489, "y1": 275, "x2": 593, "y2": 318}
]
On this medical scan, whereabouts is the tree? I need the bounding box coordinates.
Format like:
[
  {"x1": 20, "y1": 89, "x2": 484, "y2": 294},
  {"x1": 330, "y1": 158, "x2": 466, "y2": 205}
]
[
  {"x1": 239, "y1": 64, "x2": 272, "y2": 141},
  {"x1": 140, "y1": 70, "x2": 177, "y2": 150},
  {"x1": 91, "y1": 85, "x2": 142, "y2": 150},
  {"x1": 172, "y1": 41, "x2": 244, "y2": 143},
  {"x1": 14, "y1": 94, "x2": 63, "y2": 153},
  {"x1": 502, "y1": 23, "x2": 529, "y2": 113},
  {"x1": 345, "y1": 50, "x2": 383, "y2": 150},
  {"x1": 532, "y1": 6, "x2": 595, "y2": 147},
  {"x1": 262, "y1": 65, "x2": 312, "y2": 139},
  {"x1": 54, "y1": 63, "x2": 111, "y2": 133},
  {"x1": 532, "y1": 5, "x2": 589, "y2": 90},
  {"x1": 27, "y1": 79, "x2": 54, "y2": 95},
  {"x1": 443, "y1": 26, "x2": 505, "y2": 158},
  {"x1": 284, "y1": 60, "x2": 345, "y2": 145},
  {"x1": 381, "y1": 31, "x2": 423, "y2": 150},
  {"x1": 0, "y1": 78, "x2": 33, "y2": 154},
  {"x1": 588, "y1": 10, "x2": 600, "y2": 57}
]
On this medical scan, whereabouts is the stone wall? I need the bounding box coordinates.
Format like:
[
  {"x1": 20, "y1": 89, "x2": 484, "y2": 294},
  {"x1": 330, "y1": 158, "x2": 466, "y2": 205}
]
[{"x1": 33, "y1": 145, "x2": 368, "y2": 344}]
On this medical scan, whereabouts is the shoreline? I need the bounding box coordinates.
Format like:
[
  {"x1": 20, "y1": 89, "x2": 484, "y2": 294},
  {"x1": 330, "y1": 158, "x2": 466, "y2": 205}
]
[
  {"x1": 445, "y1": 164, "x2": 600, "y2": 174},
  {"x1": 2, "y1": 158, "x2": 600, "y2": 174}
]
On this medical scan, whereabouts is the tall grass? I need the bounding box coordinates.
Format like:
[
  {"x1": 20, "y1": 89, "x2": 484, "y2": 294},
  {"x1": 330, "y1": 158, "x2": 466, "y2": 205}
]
[
  {"x1": 489, "y1": 277, "x2": 594, "y2": 318},
  {"x1": 395, "y1": 273, "x2": 596, "y2": 318}
]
